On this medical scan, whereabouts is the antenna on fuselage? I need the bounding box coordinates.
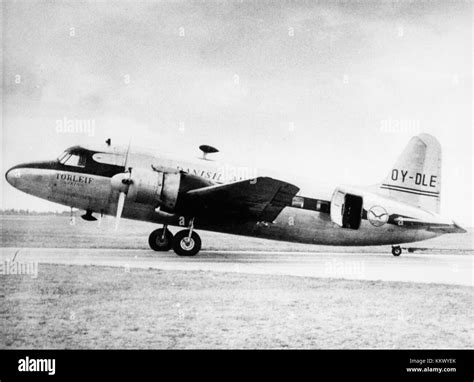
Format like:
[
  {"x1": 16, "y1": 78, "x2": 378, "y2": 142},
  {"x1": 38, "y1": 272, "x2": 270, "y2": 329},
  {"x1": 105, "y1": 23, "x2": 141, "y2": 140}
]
[
  {"x1": 105, "y1": 138, "x2": 111, "y2": 147},
  {"x1": 199, "y1": 145, "x2": 219, "y2": 160}
]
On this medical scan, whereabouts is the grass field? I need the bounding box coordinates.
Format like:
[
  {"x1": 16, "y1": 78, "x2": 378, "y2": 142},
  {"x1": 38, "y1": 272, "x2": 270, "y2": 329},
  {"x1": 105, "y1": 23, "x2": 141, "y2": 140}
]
[
  {"x1": 1, "y1": 264, "x2": 472, "y2": 349},
  {"x1": 1, "y1": 215, "x2": 472, "y2": 349}
]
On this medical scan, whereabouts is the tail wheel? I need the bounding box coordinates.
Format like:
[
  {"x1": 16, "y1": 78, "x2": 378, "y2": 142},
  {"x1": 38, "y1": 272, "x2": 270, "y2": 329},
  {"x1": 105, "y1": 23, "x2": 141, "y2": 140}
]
[
  {"x1": 172, "y1": 230, "x2": 201, "y2": 257},
  {"x1": 392, "y1": 246, "x2": 402, "y2": 257},
  {"x1": 148, "y1": 228, "x2": 173, "y2": 251}
]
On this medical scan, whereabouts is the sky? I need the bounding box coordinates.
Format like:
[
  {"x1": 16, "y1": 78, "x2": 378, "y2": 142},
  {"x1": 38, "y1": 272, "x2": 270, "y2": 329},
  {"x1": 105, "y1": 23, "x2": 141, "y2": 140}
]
[{"x1": 1, "y1": 0, "x2": 473, "y2": 226}]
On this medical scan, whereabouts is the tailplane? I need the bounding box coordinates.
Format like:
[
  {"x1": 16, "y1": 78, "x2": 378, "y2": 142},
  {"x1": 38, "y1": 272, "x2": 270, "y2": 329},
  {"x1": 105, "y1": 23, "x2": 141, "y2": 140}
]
[{"x1": 378, "y1": 134, "x2": 441, "y2": 213}]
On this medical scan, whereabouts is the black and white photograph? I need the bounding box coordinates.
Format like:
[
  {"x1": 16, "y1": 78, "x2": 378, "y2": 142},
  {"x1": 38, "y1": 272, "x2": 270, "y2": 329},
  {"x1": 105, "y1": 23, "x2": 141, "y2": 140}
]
[{"x1": 0, "y1": 0, "x2": 472, "y2": 378}]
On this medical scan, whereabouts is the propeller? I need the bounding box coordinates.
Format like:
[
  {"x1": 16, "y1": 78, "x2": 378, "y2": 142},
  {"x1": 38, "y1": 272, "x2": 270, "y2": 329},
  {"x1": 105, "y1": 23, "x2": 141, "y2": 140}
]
[
  {"x1": 112, "y1": 140, "x2": 132, "y2": 231},
  {"x1": 115, "y1": 189, "x2": 127, "y2": 230}
]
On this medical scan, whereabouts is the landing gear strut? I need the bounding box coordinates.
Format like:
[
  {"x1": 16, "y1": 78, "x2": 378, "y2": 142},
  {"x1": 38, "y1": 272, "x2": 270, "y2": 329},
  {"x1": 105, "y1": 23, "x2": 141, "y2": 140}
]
[
  {"x1": 172, "y1": 218, "x2": 201, "y2": 256},
  {"x1": 148, "y1": 226, "x2": 173, "y2": 251},
  {"x1": 391, "y1": 246, "x2": 402, "y2": 257}
]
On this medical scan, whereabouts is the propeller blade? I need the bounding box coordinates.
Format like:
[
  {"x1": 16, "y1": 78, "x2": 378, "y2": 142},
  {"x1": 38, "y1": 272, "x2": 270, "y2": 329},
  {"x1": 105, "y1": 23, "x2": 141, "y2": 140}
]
[
  {"x1": 98, "y1": 209, "x2": 104, "y2": 227},
  {"x1": 115, "y1": 191, "x2": 126, "y2": 231},
  {"x1": 123, "y1": 138, "x2": 132, "y2": 170}
]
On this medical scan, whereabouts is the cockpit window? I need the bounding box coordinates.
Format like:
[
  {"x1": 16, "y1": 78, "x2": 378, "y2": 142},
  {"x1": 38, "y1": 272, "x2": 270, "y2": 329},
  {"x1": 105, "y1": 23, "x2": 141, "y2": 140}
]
[
  {"x1": 58, "y1": 152, "x2": 86, "y2": 167},
  {"x1": 57, "y1": 152, "x2": 69, "y2": 163},
  {"x1": 65, "y1": 154, "x2": 86, "y2": 167}
]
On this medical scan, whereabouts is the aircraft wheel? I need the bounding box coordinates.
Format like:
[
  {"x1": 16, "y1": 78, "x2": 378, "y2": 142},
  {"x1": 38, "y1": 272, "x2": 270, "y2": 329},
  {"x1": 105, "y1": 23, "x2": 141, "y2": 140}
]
[
  {"x1": 172, "y1": 230, "x2": 201, "y2": 257},
  {"x1": 392, "y1": 246, "x2": 402, "y2": 257},
  {"x1": 148, "y1": 228, "x2": 173, "y2": 251}
]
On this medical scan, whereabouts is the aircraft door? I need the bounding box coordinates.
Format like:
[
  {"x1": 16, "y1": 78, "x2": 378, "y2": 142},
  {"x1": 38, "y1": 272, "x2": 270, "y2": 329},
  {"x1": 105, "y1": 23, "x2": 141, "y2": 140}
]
[
  {"x1": 330, "y1": 190, "x2": 345, "y2": 226},
  {"x1": 342, "y1": 193, "x2": 363, "y2": 229},
  {"x1": 330, "y1": 190, "x2": 363, "y2": 230}
]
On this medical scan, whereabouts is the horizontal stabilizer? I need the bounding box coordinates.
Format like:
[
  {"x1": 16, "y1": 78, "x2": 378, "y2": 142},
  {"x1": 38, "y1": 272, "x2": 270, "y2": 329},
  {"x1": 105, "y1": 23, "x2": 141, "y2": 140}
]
[{"x1": 391, "y1": 216, "x2": 466, "y2": 233}]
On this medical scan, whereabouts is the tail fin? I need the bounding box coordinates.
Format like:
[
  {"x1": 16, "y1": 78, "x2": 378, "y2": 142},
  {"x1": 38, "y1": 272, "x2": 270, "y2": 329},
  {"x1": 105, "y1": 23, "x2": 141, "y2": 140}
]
[{"x1": 379, "y1": 134, "x2": 441, "y2": 213}]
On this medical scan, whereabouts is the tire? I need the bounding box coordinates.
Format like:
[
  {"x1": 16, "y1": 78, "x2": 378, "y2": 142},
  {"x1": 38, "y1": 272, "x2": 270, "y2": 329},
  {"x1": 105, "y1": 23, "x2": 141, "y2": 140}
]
[
  {"x1": 392, "y1": 246, "x2": 402, "y2": 257},
  {"x1": 148, "y1": 228, "x2": 173, "y2": 251},
  {"x1": 172, "y1": 230, "x2": 201, "y2": 257}
]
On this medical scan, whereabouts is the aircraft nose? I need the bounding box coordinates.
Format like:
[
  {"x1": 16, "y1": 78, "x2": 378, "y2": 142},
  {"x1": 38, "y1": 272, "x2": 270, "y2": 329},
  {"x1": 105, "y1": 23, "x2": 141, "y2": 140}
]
[
  {"x1": 5, "y1": 161, "x2": 55, "y2": 196},
  {"x1": 5, "y1": 166, "x2": 19, "y2": 187},
  {"x1": 5, "y1": 163, "x2": 36, "y2": 189}
]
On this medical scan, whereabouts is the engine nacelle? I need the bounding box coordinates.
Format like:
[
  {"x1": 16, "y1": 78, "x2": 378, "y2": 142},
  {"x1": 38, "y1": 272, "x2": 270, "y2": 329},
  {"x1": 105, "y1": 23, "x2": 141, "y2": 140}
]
[{"x1": 111, "y1": 168, "x2": 181, "y2": 211}]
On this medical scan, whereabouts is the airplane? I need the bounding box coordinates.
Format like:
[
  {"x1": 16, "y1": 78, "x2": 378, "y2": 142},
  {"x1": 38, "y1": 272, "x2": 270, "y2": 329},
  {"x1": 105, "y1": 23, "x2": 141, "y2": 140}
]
[{"x1": 5, "y1": 133, "x2": 466, "y2": 257}]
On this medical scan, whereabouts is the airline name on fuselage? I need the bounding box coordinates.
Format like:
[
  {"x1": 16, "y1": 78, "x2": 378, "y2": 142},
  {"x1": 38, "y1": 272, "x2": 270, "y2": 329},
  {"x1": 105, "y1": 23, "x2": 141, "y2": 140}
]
[
  {"x1": 176, "y1": 164, "x2": 256, "y2": 182},
  {"x1": 56, "y1": 172, "x2": 93, "y2": 184},
  {"x1": 178, "y1": 167, "x2": 224, "y2": 181}
]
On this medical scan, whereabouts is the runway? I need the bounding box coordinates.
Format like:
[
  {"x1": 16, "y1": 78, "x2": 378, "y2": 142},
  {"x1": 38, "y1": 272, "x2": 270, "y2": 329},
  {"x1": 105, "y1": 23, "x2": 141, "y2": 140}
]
[{"x1": 1, "y1": 247, "x2": 472, "y2": 286}]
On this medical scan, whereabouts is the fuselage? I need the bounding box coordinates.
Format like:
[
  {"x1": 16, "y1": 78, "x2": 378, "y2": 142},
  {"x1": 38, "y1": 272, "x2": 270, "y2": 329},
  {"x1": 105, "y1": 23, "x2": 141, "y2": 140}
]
[{"x1": 5, "y1": 144, "x2": 464, "y2": 247}]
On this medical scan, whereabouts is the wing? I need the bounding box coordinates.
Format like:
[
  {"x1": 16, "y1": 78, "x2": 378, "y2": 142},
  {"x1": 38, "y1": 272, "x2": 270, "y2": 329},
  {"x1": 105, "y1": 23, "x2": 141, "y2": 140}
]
[{"x1": 182, "y1": 177, "x2": 300, "y2": 222}]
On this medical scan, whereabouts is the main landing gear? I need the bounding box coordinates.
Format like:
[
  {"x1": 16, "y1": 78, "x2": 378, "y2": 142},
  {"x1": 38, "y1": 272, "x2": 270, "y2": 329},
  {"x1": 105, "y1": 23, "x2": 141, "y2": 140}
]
[
  {"x1": 172, "y1": 229, "x2": 201, "y2": 257},
  {"x1": 148, "y1": 220, "x2": 202, "y2": 257},
  {"x1": 148, "y1": 227, "x2": 173, "y2": 251},
  {"x1": 391, "y1": 246, "x2": 402, "y2": 257}
]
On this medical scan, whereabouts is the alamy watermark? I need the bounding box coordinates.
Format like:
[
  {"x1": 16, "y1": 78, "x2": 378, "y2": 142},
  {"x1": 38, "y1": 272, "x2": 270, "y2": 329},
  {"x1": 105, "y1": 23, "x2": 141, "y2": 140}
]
[
  {"x1": 0, "y1": 260, "x2": 38, "y2": 278},
  {"x1": 217, "y1": 164, "x2": 258, "y2": 183},
  {"x1": 324, "y1": 259, "x2": 365, "y2": 279},
  {"x1": 55, "y1": 117, "x2": 96, "y2": 137},
  {"x1": 380, "y1": 118, "x2": 420, "y2": 134}
]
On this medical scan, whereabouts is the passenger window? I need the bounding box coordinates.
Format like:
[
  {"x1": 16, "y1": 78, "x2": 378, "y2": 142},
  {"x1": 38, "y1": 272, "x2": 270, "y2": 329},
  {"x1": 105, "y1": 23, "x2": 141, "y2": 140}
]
[{"x1": 291, "y1": 196, "x2": 304, "y2": 208}]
